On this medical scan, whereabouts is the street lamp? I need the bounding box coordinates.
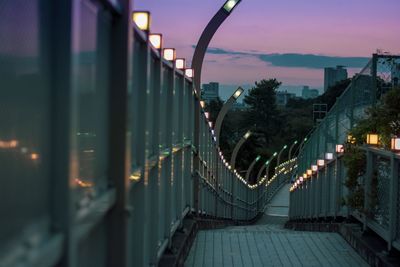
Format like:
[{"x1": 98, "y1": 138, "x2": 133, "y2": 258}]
[
  {"x1": 276, "y1": 145, "x2": 288, "y2": 167},
  {"x1": 256, "y1": 152, "x2": 277, "y2": 183},
  {"x1": 215, "y1": 87, "x2": 244, "y2": 148},
  {"x1": 245, "y1": 155, "x2": 261, "y2": 182},
  {"x1": 230, "y1": 130, "x2": 251, "y2": 169},
  {"x1": 191, "y1": 0, "x2": 242, "y2": 93}
]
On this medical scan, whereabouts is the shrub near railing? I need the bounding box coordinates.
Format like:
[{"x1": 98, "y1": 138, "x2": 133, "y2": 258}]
[{"x1": 343, "y1": 87, "x2": 400, "y2": 215}]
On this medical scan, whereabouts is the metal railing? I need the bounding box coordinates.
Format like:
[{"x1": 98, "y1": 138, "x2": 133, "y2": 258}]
[
  {"x1": 0, "y1": 1, "x2": 292, "y2": 266},
  {"x1": 290, "y1": 54, "x2": 400, "y2": 251}
]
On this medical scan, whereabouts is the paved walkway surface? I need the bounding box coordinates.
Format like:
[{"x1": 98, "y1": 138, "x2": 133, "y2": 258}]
[{"x1": 185, "y1": 184, "x2": 368, "y2": 267}]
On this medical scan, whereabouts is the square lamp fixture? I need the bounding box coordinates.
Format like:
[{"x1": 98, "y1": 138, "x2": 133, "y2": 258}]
[
  {"x1": 175, "y1": 58, "x2": 185, "y2": 69},
  {"x1": 149, "y1": 34, "x2": 162, "y2": 49},
  {"x1": 317, "y1": 159, "x2": 325, "y2": 167},
  {"x1": 366, "y1": 133, "x2": 379, "y2": 145},
  {"x1": 391, "y1": 137, "x2": 400, "y2": 151},
  {"x1": 185, "y1": 68, "x2": 194, "y2": 78},
  {"x1": 336, "y1": 144, "x2": 344, "y2": 153},
  {"x1": 303, "y1": 173, "x2": 307, "y2": 179},
  {"x1": 325, "y1": 152, "x2": 333, "y2": 160},
  {"x1": 204, "y1": 112, "x2": 210, "y2": 119},
  {"x1": 132, "y1": 11, "x2": 151, "y2": 31},
  {"x1": 311, "y1": 165, "x2": 318, "y2": 172},
  {"x1": 199, "y1": 100, "x2": 205, "y2": 108},
  {"x1": 163, "y1": 48, "x2": 176, "y2": 61},
  {"x1": 307, "y1": 169, "x2": 312, "y2": 176},
  {"x1": 223, "y1": 0, "x2": 240, "y2": 13}
]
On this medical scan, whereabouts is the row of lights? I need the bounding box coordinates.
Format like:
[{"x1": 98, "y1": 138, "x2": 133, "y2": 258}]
[
  {"x1": 132, "y1": 11, "x2": 194, "y2": 78},
  {"x1": 290, "y1": 133, "x2": 400, "y2": 192}
]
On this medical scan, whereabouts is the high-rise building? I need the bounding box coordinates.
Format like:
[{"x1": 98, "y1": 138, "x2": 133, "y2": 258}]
[
  {"x1": 201, "y1": 82, "x2": 219, "y2": 103},
  {"x1": 302, "y1": 86, "x2": 319, "y2": 99},
  {"x1": 392, "y1": 63, "x2": 400, "y2": 87},
  {"x1": 324, "y1": 66, "x2": 348, "y2": 92}
]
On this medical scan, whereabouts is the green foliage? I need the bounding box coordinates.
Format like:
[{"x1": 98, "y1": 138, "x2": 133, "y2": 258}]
[{"x1": 342, "y1": 145, "x2": 366, "y2": 212}]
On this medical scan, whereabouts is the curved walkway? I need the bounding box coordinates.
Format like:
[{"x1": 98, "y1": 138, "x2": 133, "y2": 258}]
[{"x1": 185, "y1": 184, "x2": 368, "y2": 267}]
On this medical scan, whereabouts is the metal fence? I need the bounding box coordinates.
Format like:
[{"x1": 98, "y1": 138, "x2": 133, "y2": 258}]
[
  {"x1": 290, "y1": 54, "x2": 400, "y2": 251},
  {"x1": 0, "y1": 1, "x2": 291, "y2": 266}
]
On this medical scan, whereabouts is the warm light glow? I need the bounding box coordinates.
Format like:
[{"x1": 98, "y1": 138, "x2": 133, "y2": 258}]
[
  {"x1": 366, "y1": 133, "x2": 379, "y2": 145},
  {"x1": 175, "y1": 58, "x2": 185, "y2": 69},
  {"x1": 30, "y1": 153, "x2": 39, "y2": 160},
  {"x1": 336, "y1": 144, "x2": 344, "y2": 153},
  {"x1": 0, "y1": 139, "x2": 18, "y2": 149},
  {"x1": 163, "y1": 48, "x2": 176, "y2": 61},
  {"x1": 223, "y1": 0, "x2": 240, "y2": 12},
  {"x1": 311, "y1": 165, "x2": 318, "y2": 172},
  {"x1": 317, "y1": 159, "x2": 325, "y2": 167},
  {"x1": 325, "y1": 153, "x2": 333, "y2": 160},
  {"x1": 129, "y1": 171, "x2": 141, "y2": 181},
  {"x1": 347, "y1": 134, "x2": 356, "y2": 144},
  {"x1": 149, "y1": 34, "x2": 162, "y2": 49},
  {"x1": 200, "y1": 101, "x2": 205, "y2": 108},
  {"x1": 185, "y1": 68, "x2": 194, "y2": 78},
  {"x1": 303, "y1": 173, "x2": 307, "y2": 179},
  {"x1": 233, "y1": 87, "x2": 244, "y2": 99},
  {"x1": 307, "y1": 169, "x2": 312, "y2": 176},
  {"x1": 244, "y1": 131, "x2": 251, "y2": 139},
  {"x1": 204, "y1": 112, "x2": 210, "y2": 119},
  {"x1": 391, "y1": 137, "x2": 400, "y2": 151},
  {"x1": 132, "y1": 11, "x2": 151, "y2": 31},
  {"x1": 75, "y1": 178, "x2": 93, "y2": 188}
]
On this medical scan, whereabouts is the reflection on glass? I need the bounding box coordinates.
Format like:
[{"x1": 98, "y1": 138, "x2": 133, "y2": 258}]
[
  {"x1": 72, "y1": 0, "x2": 111, "y2": 204},
  {"x1": 0, "y1": 0, "x2": 50, "y2": 246}
]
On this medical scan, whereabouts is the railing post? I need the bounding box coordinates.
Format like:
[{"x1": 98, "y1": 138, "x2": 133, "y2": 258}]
[
  {"x1": 364, "y1": 150, "x2": 373, "y2": 231},
  {"x1": 388, "y1": 154, "x2": 399, "y2": 250}
]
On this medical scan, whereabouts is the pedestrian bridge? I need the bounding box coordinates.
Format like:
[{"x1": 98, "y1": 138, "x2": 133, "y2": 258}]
[{"x1": 1, "y1": 1, "x2": 400, "y2": 267}]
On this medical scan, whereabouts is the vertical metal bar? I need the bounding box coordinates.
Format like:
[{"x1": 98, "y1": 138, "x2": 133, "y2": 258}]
[{"x1": 388, "y1": 155, "x2": 398, "y2": 250}]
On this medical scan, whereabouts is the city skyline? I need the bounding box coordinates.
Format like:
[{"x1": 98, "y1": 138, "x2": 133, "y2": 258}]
[{"x1": 135, "y1": 0, "x2": 400, "y2": 90}]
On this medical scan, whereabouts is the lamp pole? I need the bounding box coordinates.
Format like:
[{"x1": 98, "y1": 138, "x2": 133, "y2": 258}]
[
  {"x1": 276, "y1": 145, "x2": 288, "y2": 167},
  {"x1": 256, "y1": 152, "x2": 277, "y2": 183},
  {"x1": 191, "y1": 0, "x2": 242, "y2": 94},
  {"x1": 288, "y1": 140, "x2": 298, "y2": 161},
  {"x1": 245, "y1": 155, "x2": 261, "y2": 182},
  {"x1": 230, "y1": 131, "x2": 251, "y2": 169},
  {"x1": 215, "y1": 87, "x2": 244, "y2": 148}
]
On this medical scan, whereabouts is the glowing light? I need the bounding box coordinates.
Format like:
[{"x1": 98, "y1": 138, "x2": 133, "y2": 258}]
[
  {"x1": 185, "y1": 68, "x2": 194, "y2": 78},
  {"x1": 223, "y1": 0, "x2": 240, "y2": 12},
  {"x1": 347, "y1": 134, "x2": 356, "y2": 144},
  {"x1": 0, "y1": 139, "x2": 18, "y2": 149},
  {"x1": 200, "y1": 101, "x2": 205, "y2": 108},
  {"x1": 204, "y1": 112, "x2": 210, "y2": 119},
  {"x1": 325, "y1": 153, "x2": 333, "y2": 160},
  {"x1": 311, "y1": 165, "x2": 318, "y2": 172},
  {"x1": 244, "y1": 131, "x2": 251, "y2": 139},
  {"x1": 307, "y1": 169, "x2": 312, "y2": 176},
  {"x1": 336, "y1": 144, "x2": 344, "y2": 153},
  {"x1": 391, "y1": 137, "x2": 400, "y2": 151},
  {"x1": 132, "y1": 11, "x2": 151, "y2": 31},
  {"x1": 149, "y1": 34, "x2": 162, "y2": 49},
  {"x1": 163, "y1": 48, "x2": 176, "y2": 61},
  {"x1": 233, "y1": 87, "x2": 244, "y2": 99},
  {"x1": 366, "y1": 133, "x2": 379, "y2": 145},
  {"x1": 317, "y1": 159, "x2": 325, "y2": 167},
  {"x1": 175, "y1": 58, "x2": 185, "y2": 69},
  {"x1": 75, "y1": 178, "x2": 93, "y2": 188},
  {"x1": 30, "y1": 153, "x2": 39, "y2": 160}
]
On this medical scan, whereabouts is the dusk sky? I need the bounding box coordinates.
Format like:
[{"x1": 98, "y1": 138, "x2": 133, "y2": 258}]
[{"x1": 135, "y1": 0, "x2": 400, "y2": 98}]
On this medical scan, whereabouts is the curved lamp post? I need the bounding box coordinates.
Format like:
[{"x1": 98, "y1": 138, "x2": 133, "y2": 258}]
[
  {"x1": 256, "y1": 152, "x2": 277, "y2": 183},
  {"x1": 191, "y1": 0, "x2": 242, "y2": 93},
  {"x1": 230, "y1": 130, "x2": 251, "y2": 169},
  {"x1": 215, "y1": 87, "x2": 244, "y2": 148},
  {"x1": 276, "y1": 144, "x2": 288, "y2": 167},
  {"x1": 288, "y1": 140, "x2": 298, "y2": 161},
  {"x1": 245, "y1": 155, "x2": 261, "y2": 182}
]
